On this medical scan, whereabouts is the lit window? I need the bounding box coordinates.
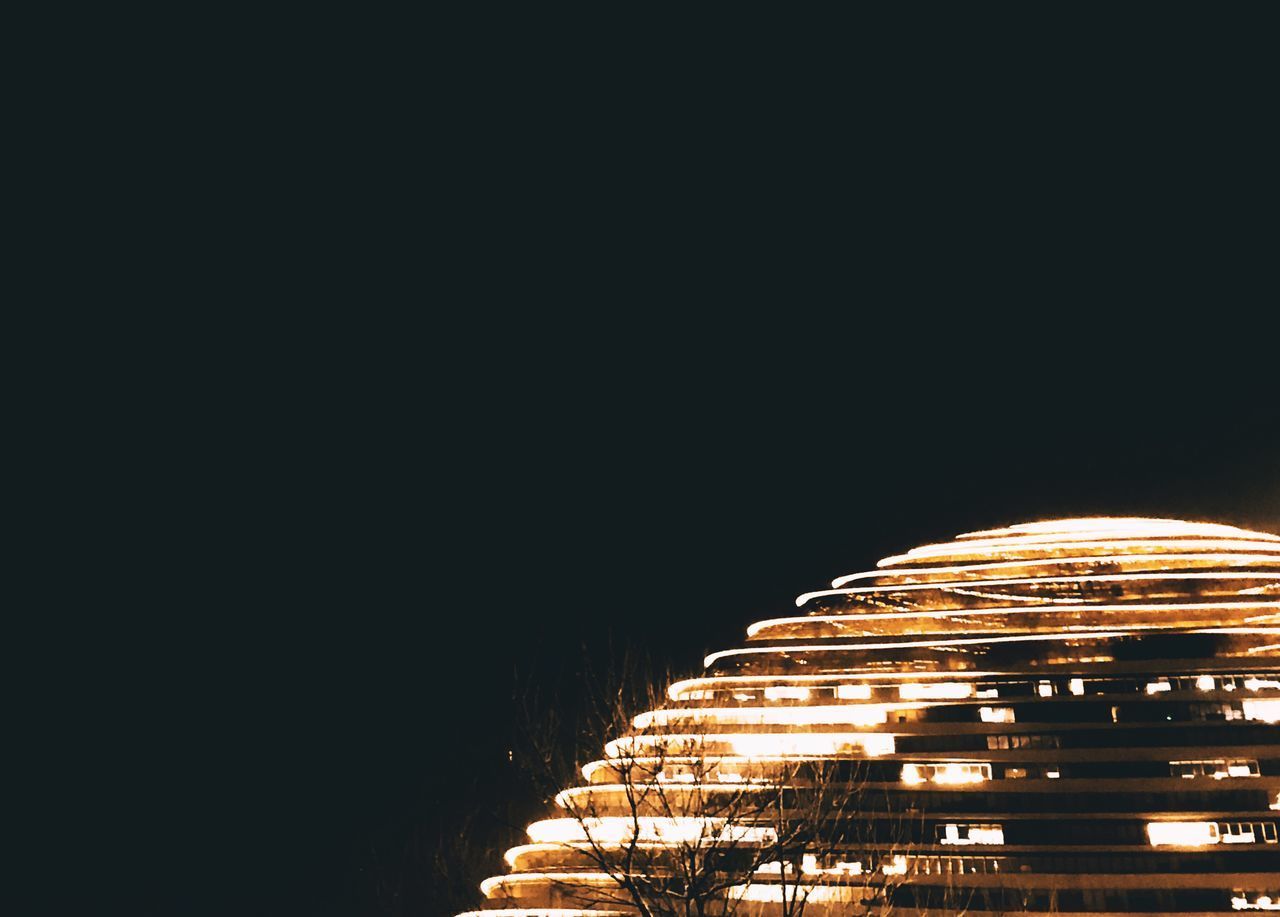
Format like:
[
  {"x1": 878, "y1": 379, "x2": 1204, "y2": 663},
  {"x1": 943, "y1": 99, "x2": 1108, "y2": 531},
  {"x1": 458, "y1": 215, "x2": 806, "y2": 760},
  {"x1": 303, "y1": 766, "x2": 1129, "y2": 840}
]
[
  {"x1": 881, "y1": 855, "x2": 908, "y2": 875},
  {"x1": 837, "y1": 683, "x2": 872, "y2": 700},
  {"x1": 1170, "y1": 759, "x2": 1260, "y2": 780},
  {"x1": 900, "y1": 682, "x2": 972, "y2": 700},
  {"x1": 765, "y1": 686, "x2": 811, "y2": 701},
  {"x1": 1037, "y1": 682, "x2": 1054, "y2": 698},
  {"x1": 1197, "y1": 675, "x2": 1216, "y2": 691},
  {"x1": 1146, "y1": 679, "x2": 1173, "y2": 694},
  {"x1": 902, "y1": 762, "x2": 991, "y2": 785},
  {"x1": 938, "y1": 823, "x2": 1004, "y2": 846},
  {"x1": 1243, "y1": 699, "x2": 1280, "y2": 723},
  {"x1": 1069, "y1": 678, "x2": 1085, "y2": 696},
  {"x1": 1222, "y1": 823, "x2": 1258, "y2": 844},
  {"x1": 980, "y1": 706, "x2": 1015, "y2": 723},
  {"x1": 1232, "y1": 889, "x2": 1280, "y2": 911},
  {"x1": 1148, "y1": 821, "x2": 1220, "y2": 846}
]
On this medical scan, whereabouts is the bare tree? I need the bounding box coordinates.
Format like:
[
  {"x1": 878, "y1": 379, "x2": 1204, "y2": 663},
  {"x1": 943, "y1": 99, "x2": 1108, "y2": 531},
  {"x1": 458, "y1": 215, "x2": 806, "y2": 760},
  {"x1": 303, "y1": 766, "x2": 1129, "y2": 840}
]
[{"x1": 506, "y1": 647, "x2": 922, "y2": 917}]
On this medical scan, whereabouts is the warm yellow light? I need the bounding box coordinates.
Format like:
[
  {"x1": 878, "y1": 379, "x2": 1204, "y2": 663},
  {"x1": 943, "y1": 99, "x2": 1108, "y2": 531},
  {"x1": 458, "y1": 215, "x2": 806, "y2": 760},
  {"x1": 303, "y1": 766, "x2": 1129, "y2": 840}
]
[
  {"x1": 730, "y1": 884, "x2": 862, "y2": 903},
  {"x1": 753, "y1": 601, "x2": 1280, "y2": 640},
  {"x1": 957, "y1": 518, "x2": 1280, "y2": 541},
  {"x1": 555, "y1": 782, "x2": 772, "y2": 809},
  {"x1": 526, "y1": 817, "x2": 778, "y2": 846},
  {"x1": 481, "y1": 873, "x2": 618, "y2": 897},
  {"x1": 902, "y1": 762, "x2": 989, "y2": 785},
  {"x1": 881, "y1": 537, "x2": 1280, "y2": 566},
  {"x1": 1243, "y1": 699, "x2": 1280, "y2": 723},
  {"x1": 1147, "y1": 821, "x2": 1219, "y2": 846},
  {"x1": 940, "y1": 823, "x2": 1004, "y2": 845},
  {"x1": 706, "y1": 631, "x2": 1137, "y2": 668},
  {"x1": 606, "y1": 732, "x2": 895, "y2": 759},
  {"x1": 633, "y1": 704, "x2": 893, "y2": 729},
  {"x1": 667, "y1": 673, "x2": 997, "y2": 702},
  {"x1": 881, "y1": 854, "x2": 908, "y2": 876},
  {"x1": 827, "y1": 557, "x2": 1280, "y2": 591},
  {"x1": 1232, "y1": 893, "x2": 1280, "y2": 911},
  {"x1": 899, "y1": 682, "x2": 972, "y2": 700}
]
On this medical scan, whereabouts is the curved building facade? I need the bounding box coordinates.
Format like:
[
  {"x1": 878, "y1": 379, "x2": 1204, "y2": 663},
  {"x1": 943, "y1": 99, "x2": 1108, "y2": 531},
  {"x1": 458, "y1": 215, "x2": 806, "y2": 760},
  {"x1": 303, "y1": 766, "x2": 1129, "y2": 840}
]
[{"x1": 463, "y1": 518, "x2": 1280, "y2": 916}]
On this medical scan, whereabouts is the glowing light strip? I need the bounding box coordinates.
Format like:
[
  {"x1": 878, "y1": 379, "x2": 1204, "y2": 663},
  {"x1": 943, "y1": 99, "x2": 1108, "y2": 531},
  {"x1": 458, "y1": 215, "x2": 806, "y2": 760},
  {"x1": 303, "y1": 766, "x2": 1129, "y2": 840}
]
[
  {"x1": 705, "y1": 628, "x2": 1280, "y2": 668},
  {"x1": 526, "y1": 817, "x2": 779, "y2": 845},
  {"x1": 915, "y1": 531, "x2": 1280, "y2": 556},
  {"x1": 582, "y1": 754, "x2": 858, "y2": 781},
  {"x1": 729, "y1": 884, "x2": 864, "y2": 903},
  {"x1": 504, "y1": 842, "x2": 675, "y2": 868},
  {"x1": 878, "y1": 539, "x2": 1280, "y2": 568},
  {"x1": 951, "y1": 525, "x2": 1280, "y2": 549},
  {"x1": 482, "y1": 872, "x2": 618, "y2": 897},
  {"x1": 667, "y1": 671, "x2": 1002, "y2": 700},
  {"x1": 632, "y1": 704, "x2": 914, "y2": 729},
  {"x1": 555, "y1": 783, "x2": 773, "y2": 808},
  {"x1": 706, "y1": 630, "x2": 1131, "y2": 667},
  {"x1": 958, "y1": 518, "x2": 1279, "y2": 541},
  {"x1": 605, "y1": 732, "x2": 896, "y2": 759},
  {"x1": 828, "y1": 557, "x2": 1280, "y2": 590},
  {"x1": 747, "y1": 602, "x2": 1280, "y2": 637}
]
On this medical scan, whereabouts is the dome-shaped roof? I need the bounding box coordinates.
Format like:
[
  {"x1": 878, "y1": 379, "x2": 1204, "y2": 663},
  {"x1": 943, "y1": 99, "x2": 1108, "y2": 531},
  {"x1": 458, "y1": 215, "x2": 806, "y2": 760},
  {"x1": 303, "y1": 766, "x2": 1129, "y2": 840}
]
[
  {"x1": 722, "y1": 516, "x2": 1280, "y2": 660},
  {"x1": 466, "y1": 516, "x2": 1280, "y2": 917}
]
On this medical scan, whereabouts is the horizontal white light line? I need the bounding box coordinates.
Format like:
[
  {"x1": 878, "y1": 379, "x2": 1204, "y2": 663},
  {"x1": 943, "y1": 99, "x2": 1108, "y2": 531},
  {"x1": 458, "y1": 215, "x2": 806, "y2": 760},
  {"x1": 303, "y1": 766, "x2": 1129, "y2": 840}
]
[
  {"x1": 503, "y1": 842, "x2": 677, "y2": 868},
  {"x1": 878, "y1": 539, "x2": 1280, "y2": 568},
  {"x1": 704, "y1": 628, "x2": 1280, "y2": 668},
  {"x1": 668, "y1": 671, "x2": 1002, "y2": 700},
  {"x1": 748, "y1": 602, "x2": 1280, "y2": 637},
  {"x1": 605, "y1": 732, "x2": 896, "y2": 759},
  {"x1": 952, "y1": 526, "x2": 1280, "y2": 550},
  {"x1": 632, "y1": 704, "x2": 920, "y2": 729},
  {"x1": 482, "y1": 872, "x2": 619, "y2": 897},
  {"x1": 958, "y1": 518, "x2": 1280, "y2": 541},
  {"x1": 526, "y1": 817, "x2": 779, "y2": 846},
  {"x1": 894, "y1": 534, "x2": 1280, "y2": 559},
  {"x1": 581, "y1": 755, "x2": 827, "y2": 781},
  {"x1": 555, "y1": 783, "x2": 774, "y2": 808},
  {"x1": 810, "y1": 570, "x2": 1280, "y2": 605},
  {"x1": 828, "y1": 558, "x2": 1280, "y2": 590}
]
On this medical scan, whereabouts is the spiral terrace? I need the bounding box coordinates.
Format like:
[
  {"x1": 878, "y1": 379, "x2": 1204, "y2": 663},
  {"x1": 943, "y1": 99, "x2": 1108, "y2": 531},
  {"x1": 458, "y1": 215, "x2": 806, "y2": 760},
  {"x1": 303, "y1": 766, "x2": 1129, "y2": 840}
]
[{"x1": 460, "y1": 518, "x2": 1280, "y2": 916}]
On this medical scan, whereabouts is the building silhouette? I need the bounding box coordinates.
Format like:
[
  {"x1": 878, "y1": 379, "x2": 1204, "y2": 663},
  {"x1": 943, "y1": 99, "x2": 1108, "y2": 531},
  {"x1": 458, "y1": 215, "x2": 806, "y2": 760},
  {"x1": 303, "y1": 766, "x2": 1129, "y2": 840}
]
[{"x1": 462, "y1": 517, "x2": 1280, "y2": 915}]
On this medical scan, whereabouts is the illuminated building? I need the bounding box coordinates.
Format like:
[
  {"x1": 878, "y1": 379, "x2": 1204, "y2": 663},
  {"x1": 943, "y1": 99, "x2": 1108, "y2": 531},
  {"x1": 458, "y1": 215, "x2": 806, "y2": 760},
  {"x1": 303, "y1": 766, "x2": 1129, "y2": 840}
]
[{"x1": 461, "y1": 518, "x2": 1280, "y2": 915}]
